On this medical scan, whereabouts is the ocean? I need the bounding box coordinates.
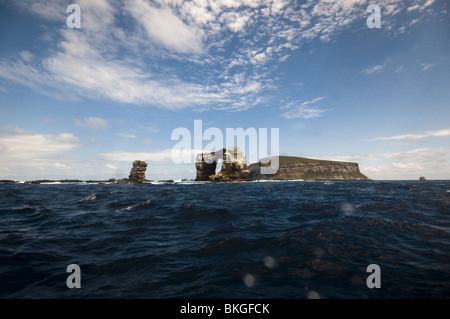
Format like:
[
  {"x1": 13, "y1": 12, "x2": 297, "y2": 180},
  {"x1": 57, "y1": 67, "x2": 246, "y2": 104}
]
[{"x1": 1, "y1": 180, "x2": 449, "y2": 299}]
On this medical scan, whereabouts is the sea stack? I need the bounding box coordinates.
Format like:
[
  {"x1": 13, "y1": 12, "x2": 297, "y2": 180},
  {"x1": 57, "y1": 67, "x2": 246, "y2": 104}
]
[
  {"x1": 211, "y1": 147, "x2": 250, "y2": 181},
  {"x1": 195, "y1": 152, "x2": 217, "y2": 181},
  {"x1": 128, "y1": 160, "x2": 148, "y2": 183},
  {"x1": 195, "y1": 147, "x2": 250, "y2": 181}
]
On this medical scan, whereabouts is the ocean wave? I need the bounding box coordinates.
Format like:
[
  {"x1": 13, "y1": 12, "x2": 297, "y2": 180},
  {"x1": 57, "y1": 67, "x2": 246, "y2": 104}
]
[
  {"x1": 1, "y1": 181, "x2": 449, "y2": 298},
  {"x1": 115, "y1": 199, "x2": 153, "y2": 212},
  {"x1": 78, "y1": 194, "x2": 97, "y2": 202}
]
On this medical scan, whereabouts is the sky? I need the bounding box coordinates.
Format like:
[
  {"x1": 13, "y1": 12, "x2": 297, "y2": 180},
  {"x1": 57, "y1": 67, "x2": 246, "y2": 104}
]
[{"x1": 0, "y1": 0, "x2": 449, "y2": 181}]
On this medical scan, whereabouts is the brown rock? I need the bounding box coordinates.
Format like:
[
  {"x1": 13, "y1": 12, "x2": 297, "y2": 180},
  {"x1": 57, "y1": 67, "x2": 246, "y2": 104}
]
[
  {"x1": 128, "y1": 160, "x2": 148, "y2": 183},
  {"x1": 249, "y1": 156, "x2": 370, "y2": 180},
  {"x1": 195, "y1": 147, "x2": 250, "y2": 182},
  {"x1": 210, "y1": 147, "x2": 250, "y2": 181},
  {"x1": 195, "y1": 152, "x2": 217, "y2": 181}
]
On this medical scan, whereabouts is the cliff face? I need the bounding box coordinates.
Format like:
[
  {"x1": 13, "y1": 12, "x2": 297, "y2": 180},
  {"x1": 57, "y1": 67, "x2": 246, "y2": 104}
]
[
  {"x1": 249, "y1": 156, "x2": 370, "y2": 181},
  {"x1": 210, "y1": 147, "x2": 250, "y2": 181},
  {"x1": 195, "y1": 147, "x2": 250, "y2": 181},
  {"x1": 196, "y1": 151, "x2": 370, "y2": 182},
  {"x1": 128, "y1": 160, "x2": 148, "y2": 183},
  {"x1": 195, "y1": 153, "x2": 217, "y2": 181}
]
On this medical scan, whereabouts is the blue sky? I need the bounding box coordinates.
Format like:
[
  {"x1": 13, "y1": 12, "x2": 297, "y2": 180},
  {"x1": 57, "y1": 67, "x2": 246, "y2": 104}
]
[{"x1": 0, "y1": 0, "x2": 449, "y2": 180}]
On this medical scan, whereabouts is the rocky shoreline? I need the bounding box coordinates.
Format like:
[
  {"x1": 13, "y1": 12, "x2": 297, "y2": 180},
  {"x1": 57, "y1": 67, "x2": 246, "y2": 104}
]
[
  {"x1": 1, "y1": 147, "x2": 373, "y2": 184},
  {"x1": 0, "y1": 179, "x2": 193, "y2": 184}
]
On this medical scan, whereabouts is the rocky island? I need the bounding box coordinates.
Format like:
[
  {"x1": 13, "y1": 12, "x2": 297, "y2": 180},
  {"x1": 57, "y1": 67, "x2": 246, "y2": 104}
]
[
  {"x1": 249, "y1": 156, "x2": 370, "y2": 181},
  {"x1": 195, "y1": 147, "x2": 370, "y2": 181}
]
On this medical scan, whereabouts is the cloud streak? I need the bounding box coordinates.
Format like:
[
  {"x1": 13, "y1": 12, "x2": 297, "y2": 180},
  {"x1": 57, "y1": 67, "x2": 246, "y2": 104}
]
[
  {"x1": 74, "y1": 117, "x2": 110, "y2": 130},
  {"x1": 116, "y1": 132, "x2": 137, "y2": 139},
  {"x1": 363, "y1": 64, "x2": 386, "y2": 75},
  {"x1": 371, "y1": 128, "x2": 450, "y2": 141},
  {"x1": 281, "y1": 97, "x2": 330, "y2": 119},
  {"x1": 98, "y1": 149, "x2": 172, "y2": 163},
  {"x1": 421, "y1": 60, "x2": 442, "y2": 71}
]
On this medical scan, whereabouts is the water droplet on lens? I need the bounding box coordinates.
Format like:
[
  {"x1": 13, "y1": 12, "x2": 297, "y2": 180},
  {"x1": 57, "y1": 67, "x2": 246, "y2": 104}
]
[
  {"x1": 307, "y1": 290, "x2": 321, "y2": 299},
  {"x1": 313, "y1": 247, "x2": 326, "y2": 259},
  {"x1": 340, "y1": 202, "x2": 355, "y2": 215},
  {"x1": 243, "y1": 274, "x2": 255, "y2": 287},
  {"x1": 263, "y1": 256, "x2": 276, "y2": 269}
]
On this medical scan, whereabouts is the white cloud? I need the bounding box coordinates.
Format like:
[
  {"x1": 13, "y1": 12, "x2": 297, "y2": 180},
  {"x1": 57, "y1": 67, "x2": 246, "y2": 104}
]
[
  {"x1": 139, "y1": 125, "x2": 160, "y2": 133},
  {"x1": 0, "y1": 1, "x2": 232, "y2": 109},
  {"x1": 220, "y1": 11, "x2": 251, "y2": 32},
  {"x1": 421, "y1": 60, "x2": 441, "y2": 71},
  {"x1": 0, "y1": 0, "x2": 440, "y2": 112},
  {"x1": 41, "y1": 31, "x2": 229, "y2": 108},
  {"x1": 371, "y1": 128, "x2": 450, "y2": 141},
  {"x1": 235, "y1": 81, "x2": 262, "y2": 94},
  {"x1": 392, "y1": 162, "x2": 423, "y2": 170},
  {"x1": 126, "y1": 0, "x2": 204, "y2": 54},
  {"x1": 250, "y1": 52, "x2": 267, "y2": 65},
  {"x1": 378, "y1": 148, "x2": 450, "y2": 179},
  {"x1": 363, "y1": 64, "x2": 386, "y2": 75},
  {"x1": 360, "y1": 148, "x2": 450, "y2": 180},
  {"x1": 281, "y1": 106, "x2": 328, "y2": 120},
  {"x1": 281, "y1": 97, "x2": 329, "y2": 119},
  {"x1": 423, "y1": 0, "x2": 436, "y2": 9},
  {"x1": 0, "y1": 58, "x2": 51, "y2": 92},
  {"x1": 0, "y1": 127, "x2": 194, "y2": 181},
  {"x1": 307, "y1": 148, "x2": 449, "y2": 180},
  {"x1": 74, "y1": 117, "x2": 110, "y2": 130},
  {"x1": 116, "y1": 132, "x2": 137, "y2": 139},
  {"x1": 0, "y1": 127, "x2": 80, "y2": 163},
  {"x1": 98, "y1": 149, "x2": 174, "y2": 163},
  {"x1": 270, "y1": 0, "x2": 288, "y2": 15},
  {"x1": 395, "y1": 65, "x2": 404, "y2": 73},
  {"x1": 20, "y1": 51, "x2": 33, "y2": 62},
  {"x1": 383, "y1": 148, "x2": 447, "y2": 160},
  {"x1": 24, "y1": 0, "x2": 66, "y2": 21},
  {"x1": 321, "y1": 154, "x2": 375, "y2": 162},
  {"x1": 301, "y1": 96, "x2": 326, "y2": 106},
  {"x1": 77, "y1": 0, "x2": 117, "y2": 32},
  {"x1": 181, "y1": 1, "x2": 215, "y2": 25},
  {"x1": 54, "y1": 163, "x2": 70, "y2": 169},
  {"x1": 99, "y1": 148, "x2": 205, "y2": 164},
  {"x1": 407, "y1": 5, "x2": 420, "y2": 12},
  {"x1": 409, "y1": 19, "x2": 420, "y2": 26}
]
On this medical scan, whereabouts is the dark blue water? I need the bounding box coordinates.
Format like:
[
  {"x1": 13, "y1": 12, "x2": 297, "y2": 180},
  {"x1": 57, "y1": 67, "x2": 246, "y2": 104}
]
[{"x1": 1, "y1": 181, "x2": 449, "y2": 299}]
